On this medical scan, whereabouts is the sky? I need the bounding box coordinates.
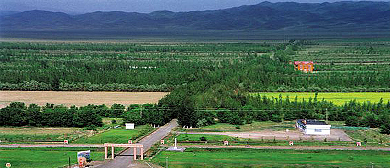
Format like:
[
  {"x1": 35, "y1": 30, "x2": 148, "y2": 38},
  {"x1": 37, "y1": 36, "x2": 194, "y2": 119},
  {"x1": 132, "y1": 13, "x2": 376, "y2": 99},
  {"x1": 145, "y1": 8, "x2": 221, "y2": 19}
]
[{"x1": 1, "y1": 0, "x2": 389, "y2": 14}]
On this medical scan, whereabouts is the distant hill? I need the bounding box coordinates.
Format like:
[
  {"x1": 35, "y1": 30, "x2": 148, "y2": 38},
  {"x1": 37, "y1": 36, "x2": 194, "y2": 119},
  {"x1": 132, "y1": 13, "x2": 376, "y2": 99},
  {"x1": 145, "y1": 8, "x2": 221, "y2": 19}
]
[{"x1": 1, "y1": 1, "x2": 389, "y2": 31}]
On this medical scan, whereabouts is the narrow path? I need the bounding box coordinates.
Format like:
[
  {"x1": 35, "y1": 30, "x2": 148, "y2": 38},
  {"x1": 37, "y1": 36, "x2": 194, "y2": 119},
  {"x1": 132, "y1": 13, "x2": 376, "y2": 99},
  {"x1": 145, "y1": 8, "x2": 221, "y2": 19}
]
[
  {"x1": 93, "y1": 119, "x2": 178, "y2": 168},
  {"x1": 180, "y1": 145, "x2": 390, "y2": 151},
  {"x1": 0, "y1": 144, "x2": 103, "y2": 148}
]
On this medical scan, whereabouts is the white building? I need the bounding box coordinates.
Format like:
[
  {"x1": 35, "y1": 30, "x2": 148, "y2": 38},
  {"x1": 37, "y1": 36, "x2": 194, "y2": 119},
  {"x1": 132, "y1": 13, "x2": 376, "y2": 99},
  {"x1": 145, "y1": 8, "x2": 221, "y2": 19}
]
[
  {"x1": 296, "y1": 119, "x2": 331, "y2": 135},
  {"x1": 125, "y1": 123, "x2": 135, "y2": 129}
]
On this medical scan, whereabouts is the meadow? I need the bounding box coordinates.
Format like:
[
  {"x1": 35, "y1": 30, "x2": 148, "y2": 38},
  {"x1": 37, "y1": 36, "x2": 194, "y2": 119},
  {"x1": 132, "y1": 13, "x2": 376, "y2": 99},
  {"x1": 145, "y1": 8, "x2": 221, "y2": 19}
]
[
  {"x1": 0, "y1": 147, "x2": 104, "y2": 168},
  {"x1": 0, "y1": 127, "x2": 88, "y2": 143},
  {"x1": 152, "y1": 148, "x2": 390, "y2": 168},
  {"x1": 184, "y1": 121, "x2": 296, "y2": 132},
  {"x1": 253, "y1": 92, "x2": 390, "y2": 106}
]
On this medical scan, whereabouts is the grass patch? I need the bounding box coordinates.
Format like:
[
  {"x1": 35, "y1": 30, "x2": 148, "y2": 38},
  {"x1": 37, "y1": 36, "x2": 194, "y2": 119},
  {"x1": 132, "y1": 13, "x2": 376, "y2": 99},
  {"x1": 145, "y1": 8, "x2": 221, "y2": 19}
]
[
  {"x1": 152, "y1": 148, "x2": 390, "y2": 168},
  {"x1": 177, "y1": 134, "x2": 237, "y2": 142},
  {"x1": 188, "y1": 121, "x2": 296, "y2": 132},
  {"x1": 0, "y1": 147, "x2": 104, "y2": 168},
  {"x1": 345, "y1": 129, "x2": 390, "y2": 144},
  {"x1": 102, "y1": 118, "x2": 124, "y2": 126},
  {"x1": 73, "y1": 125, "x2": 154, "y2": 144},
  {"x1": 0, "y1": 127, "x2": 88, "y2": 143},
  {"x1": 252, "y1": 92, "x2": 390, "y2": 106}
]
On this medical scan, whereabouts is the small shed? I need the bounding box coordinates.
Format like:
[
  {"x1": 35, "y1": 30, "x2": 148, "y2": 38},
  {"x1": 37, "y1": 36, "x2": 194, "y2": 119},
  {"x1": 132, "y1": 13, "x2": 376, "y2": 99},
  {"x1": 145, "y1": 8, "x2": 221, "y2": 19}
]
[
  {"x1": 296, "y1": 119, "x2": 331, "y2": 135},
  {"x1": 125, "y1": 123, "x2": 135, "y2": 130}
]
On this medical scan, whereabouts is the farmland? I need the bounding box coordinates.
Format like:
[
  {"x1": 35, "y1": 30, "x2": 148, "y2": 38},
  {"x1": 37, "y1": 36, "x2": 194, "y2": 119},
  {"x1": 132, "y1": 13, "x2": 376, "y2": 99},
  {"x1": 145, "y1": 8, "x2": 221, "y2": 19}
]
[
  {"x1": 252, "y1": 92, "x2": 390, "y2": 106},
  {"x1": 0, "y1": 91, "x2": 168, "y2": 108},
  {"x1": 152, "y1": 148, "x2": 390, "y2": 168},
  {"x1": 2, "y1": 40, "x2": 390, "y2": 132}
]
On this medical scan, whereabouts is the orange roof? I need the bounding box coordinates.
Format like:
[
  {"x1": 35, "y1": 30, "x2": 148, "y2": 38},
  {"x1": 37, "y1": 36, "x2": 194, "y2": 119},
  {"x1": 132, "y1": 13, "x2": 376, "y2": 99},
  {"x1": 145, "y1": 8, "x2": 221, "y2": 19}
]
[{"x1": 294, "y1": 61, "x2": 313, "y2": 65}]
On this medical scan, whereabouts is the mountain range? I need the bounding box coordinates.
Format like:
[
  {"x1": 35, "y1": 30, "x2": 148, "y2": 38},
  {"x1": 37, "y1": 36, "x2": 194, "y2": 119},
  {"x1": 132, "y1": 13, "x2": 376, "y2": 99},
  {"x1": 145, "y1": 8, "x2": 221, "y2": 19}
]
[{"x1": 1, "y1": 1, "x2": 389, "y2": 31}]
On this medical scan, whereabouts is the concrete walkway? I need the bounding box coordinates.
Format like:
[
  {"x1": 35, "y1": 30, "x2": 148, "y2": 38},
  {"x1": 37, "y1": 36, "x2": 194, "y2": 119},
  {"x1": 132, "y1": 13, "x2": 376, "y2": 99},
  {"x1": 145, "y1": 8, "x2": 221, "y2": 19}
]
[{"x1": 93, "y1": 119, "x2": 178, "y2": 168}]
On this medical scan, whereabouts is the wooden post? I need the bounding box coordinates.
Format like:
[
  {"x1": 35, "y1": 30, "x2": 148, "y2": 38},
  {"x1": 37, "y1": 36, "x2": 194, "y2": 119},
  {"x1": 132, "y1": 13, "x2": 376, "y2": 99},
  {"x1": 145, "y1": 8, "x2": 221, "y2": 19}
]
[
  {"x1": 133, "y1": 148, "x2": 137, "y2": 160},
  {"x1": 111, "y1": 147, "x2": 114, "y2": 159},
  {"x1": 140, "y1": 147, "x2": 144, "y2": 160},
  {"x1": 104, "y1": 147, "x2": 108, "y2": 159}
]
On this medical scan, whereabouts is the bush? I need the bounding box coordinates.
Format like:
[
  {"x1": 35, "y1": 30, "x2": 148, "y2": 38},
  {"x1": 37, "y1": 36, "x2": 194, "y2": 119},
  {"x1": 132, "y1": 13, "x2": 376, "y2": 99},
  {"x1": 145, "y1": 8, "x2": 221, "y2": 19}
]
[{"x1": 200, "y1": 136, "x2": 207, "y2": 141}]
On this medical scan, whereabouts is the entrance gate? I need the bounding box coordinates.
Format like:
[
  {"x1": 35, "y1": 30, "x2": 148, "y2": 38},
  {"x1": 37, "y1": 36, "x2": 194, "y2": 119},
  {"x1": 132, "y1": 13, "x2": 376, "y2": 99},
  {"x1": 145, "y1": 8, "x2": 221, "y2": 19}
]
[{"x1": 104, "y1": 143, "x2": 144, "y2": 160}]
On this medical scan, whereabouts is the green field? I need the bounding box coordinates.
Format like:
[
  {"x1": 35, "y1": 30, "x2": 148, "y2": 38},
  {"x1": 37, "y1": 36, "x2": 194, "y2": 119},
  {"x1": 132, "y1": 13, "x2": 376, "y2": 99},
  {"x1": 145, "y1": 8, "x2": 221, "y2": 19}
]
[
  {"x1": 73, "y1": 125, "x2": 154, "y2": 144},
  {"x1": 0, "y1": 147, "x2": 104, "y2": 168},
  {"x1": 0, "y1": 127, "x2": 88, "y2": 143},
  {"x1": 185, "y1": 121, "x2": 297, "y2": 132},
  {"x1": 177, "y1": 134, "x2": 235, "y2": 142},
  {"x1": 153, "y1": 148, "x2": 390, "y2": 168},
  {"x1": 253, "y1": 92, "x2": 390, "y2": 105}
]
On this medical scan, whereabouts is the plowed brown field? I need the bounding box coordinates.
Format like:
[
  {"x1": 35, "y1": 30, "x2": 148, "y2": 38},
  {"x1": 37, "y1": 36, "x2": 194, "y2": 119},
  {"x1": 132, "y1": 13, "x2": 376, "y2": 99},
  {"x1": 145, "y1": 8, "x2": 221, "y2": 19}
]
[{"x1": 0, "y1": 91, "x2": 169, "y2": 107}]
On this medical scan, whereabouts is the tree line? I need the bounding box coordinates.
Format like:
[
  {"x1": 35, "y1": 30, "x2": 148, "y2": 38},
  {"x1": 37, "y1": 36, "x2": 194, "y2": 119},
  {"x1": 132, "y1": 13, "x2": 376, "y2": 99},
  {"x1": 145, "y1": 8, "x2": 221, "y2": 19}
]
[
  {"x1": 0, "y1": 102, "x2": 102, "y2": 128},
  {"x1": 0, "y1": 102, "x2": 173, "y2": 128}
]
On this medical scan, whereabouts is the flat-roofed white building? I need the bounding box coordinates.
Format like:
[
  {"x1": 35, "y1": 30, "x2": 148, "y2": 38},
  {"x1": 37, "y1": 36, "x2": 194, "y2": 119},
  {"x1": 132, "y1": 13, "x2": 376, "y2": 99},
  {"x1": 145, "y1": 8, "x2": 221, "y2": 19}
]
[{"x1": 296, "y1": 119, "x2": 331, "y2": 135}]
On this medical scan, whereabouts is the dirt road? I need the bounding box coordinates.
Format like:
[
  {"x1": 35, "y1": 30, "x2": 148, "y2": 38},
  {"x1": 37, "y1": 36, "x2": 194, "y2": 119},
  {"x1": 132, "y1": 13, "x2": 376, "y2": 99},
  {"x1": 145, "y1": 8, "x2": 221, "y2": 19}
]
[
  {"x1": 181, "y1": 128, "x2": 352, "y2": 141},
  {"x1": 93, "y1": 119, "x2": 178, "y2": 168}
]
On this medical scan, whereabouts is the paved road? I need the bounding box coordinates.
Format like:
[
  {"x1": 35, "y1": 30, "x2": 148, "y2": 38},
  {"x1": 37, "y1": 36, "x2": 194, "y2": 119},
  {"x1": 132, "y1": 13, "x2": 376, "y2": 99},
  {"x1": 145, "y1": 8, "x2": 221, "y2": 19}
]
[{"x1": 94, "y1": 119, "x2": 178, "y2": 168}]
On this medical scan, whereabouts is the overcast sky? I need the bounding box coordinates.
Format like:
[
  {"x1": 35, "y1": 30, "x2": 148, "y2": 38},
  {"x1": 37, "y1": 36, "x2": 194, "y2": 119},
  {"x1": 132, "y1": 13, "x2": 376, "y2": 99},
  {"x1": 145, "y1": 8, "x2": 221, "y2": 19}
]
[{"x1": 1, "y1": 0, "x2": 389, "y2": 14}]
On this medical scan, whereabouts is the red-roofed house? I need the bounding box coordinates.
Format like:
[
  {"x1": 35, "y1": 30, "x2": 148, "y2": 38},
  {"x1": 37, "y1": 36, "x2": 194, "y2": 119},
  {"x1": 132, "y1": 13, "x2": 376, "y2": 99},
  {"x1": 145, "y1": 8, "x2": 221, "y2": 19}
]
[{"x1": 294, "y1": 61, "x2": 314, "y2": 73}]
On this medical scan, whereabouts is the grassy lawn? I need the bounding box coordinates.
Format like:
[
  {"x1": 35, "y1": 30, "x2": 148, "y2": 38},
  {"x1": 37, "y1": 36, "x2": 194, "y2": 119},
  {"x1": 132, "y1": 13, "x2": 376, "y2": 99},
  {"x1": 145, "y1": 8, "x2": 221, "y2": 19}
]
[
  {"x1": 252, "y1": 92, "x2": 390, "y2": 106},
  {"x1": 0, "y1": 127, "x2": 88, "y2": 143},
  {"x1": 0, "y1": 147, "x2": 104, "y2": 168},
  {"x1": 73, "y1": 125, "x2": 154, "y2": 144},
  {"x1": 345, "y1": 129, "x2": 390, "y2": 144},
  {"x1": 177, "y1": 134, "x2": 236, "y2": 142},
  {"x1": 174, "y1": 134, "x2": 381, "y2": 147},
  {"x1": 187, "y1": 121, "x2": 296, "y2": 132},
  {"x1": 153, "y1": 148, "x2": 390, "y2": 168}
]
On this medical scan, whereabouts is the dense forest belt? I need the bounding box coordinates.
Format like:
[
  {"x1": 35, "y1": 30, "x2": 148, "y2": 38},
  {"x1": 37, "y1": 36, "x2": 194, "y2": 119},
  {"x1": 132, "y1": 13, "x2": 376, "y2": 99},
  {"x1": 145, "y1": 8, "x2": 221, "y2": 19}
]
[
  {"x1": 0, "y1": 42, "x2": 282, "y2": 92},
  {"x1": 0, "y1": 91, "x2": 168, "y2": 108},
  {"x1": 2, "y1": 41, "x2": 390, "y2": 92}
]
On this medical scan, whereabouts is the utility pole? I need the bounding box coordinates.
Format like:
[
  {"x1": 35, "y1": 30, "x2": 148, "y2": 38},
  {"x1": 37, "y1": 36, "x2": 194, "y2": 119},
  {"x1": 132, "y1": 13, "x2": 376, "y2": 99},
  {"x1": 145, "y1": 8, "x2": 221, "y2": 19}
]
[
  {"x1": 325, "y1": 108, "x2": 328, "y2": 123},
  {"x1": 166, "y1": 157, "x2": 168, "y2": 168}
]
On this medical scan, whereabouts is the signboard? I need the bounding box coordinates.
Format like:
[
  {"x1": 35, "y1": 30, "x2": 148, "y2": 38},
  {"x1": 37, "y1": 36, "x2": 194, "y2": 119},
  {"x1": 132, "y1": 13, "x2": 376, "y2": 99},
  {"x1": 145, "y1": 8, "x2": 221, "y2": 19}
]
[
  {"x1": 78, "y1": 157, "x2": 86, "y2": 168},
  {"x1": 77, "y1": 150, "x2": 91, "y2": 167},
  {"x1": 356, "y1": 142, "x2": 362, "y2": 146},
  {"x1": 160, "y1": 140, "x2": 165, "y2": 145},
  {"x1": 289, "y1": 141, "x2": 294, "y2": 146},
  {"x1": 223, "y1": 141, "x2": 229, "y2": 146},
  {"x1": 64, "y1": 140, "x2": 69, "y2": 144},
  {"x1": 6, "y1": 163, "x2": 11, "y2": 168},
  {"x1": 128, "y1": 140, "x2": 133, "y2": 144}
]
